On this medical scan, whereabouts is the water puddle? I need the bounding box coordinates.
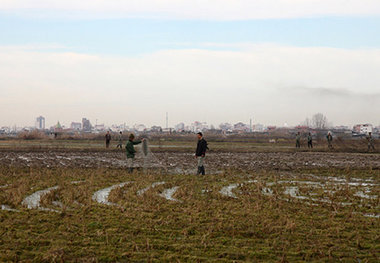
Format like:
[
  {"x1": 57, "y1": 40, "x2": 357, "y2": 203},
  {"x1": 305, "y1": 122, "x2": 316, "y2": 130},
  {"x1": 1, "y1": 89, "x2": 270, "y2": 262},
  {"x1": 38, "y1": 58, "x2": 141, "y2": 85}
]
[
  {"x1": 261, "y1": 187, "x2": 274, "y2": 196},
  {"x1": 354, "y1": 191, "x2": 378, "y2": 200},
  {"x1": 52, "y1": 201, "x2": 64, "y2": 208},
  {"x1": 137, "y1": 181, "x2": 165, "y2": 196},
  {"x1": 21, "y1": 186, "x2": 59, "y2": 212},
  {"x1": 159, "y1": 186, "x2": 180, "y2": 202},
  {"x1": 92, "y1": 182, "x2": 131, "y2": 206},
  {"x1": 18, "y1": 156, "x2": 30, "y2": 162},
  {"x1": 1, "y1": 205, "x2": 19, "y2": 212},
  {"x1": 363, "y1": 213, "x2": 380, "y2": 218},
  {"x1": 284, "y1": 186, "x2": 308, "y2": 200},
  {"x1": 219, "y1": 184, "x2": 239, "y2": 198}
]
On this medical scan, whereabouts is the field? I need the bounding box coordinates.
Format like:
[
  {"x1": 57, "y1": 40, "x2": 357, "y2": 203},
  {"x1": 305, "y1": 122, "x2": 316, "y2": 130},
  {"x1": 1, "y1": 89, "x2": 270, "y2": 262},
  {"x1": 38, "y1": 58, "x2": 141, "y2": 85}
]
[{"x1": 0, "y1": 139, "x2": 379, "y2": 262}]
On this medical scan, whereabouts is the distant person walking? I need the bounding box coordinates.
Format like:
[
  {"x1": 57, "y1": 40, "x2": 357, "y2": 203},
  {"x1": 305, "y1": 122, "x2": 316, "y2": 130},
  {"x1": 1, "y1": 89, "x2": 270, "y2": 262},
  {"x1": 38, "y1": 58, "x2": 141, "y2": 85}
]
[
  {"x1": 116, "y1": 131, "x2": 123, "y2": 149},
  {"x1": 126, "y1": 134, "x2": 143, "y2": 173},
  {"x1": 367, "y1": 132, "x2": 375, "y2": 152},
  {"x1": 307, "y1": 132, "x2": 313, "y2": 149},
  {"x1": 195, "y1": 132, "x2": 208, "y2": 175},
  {"x1": 105, "y1": 131, "x2": 111, "y2": 148},
  {"x1": 326, "y1": 132, "x2": 333, "y2": 149},
  {"x1": 295, "y1": 132, "x2": 301, "y2": 148}
]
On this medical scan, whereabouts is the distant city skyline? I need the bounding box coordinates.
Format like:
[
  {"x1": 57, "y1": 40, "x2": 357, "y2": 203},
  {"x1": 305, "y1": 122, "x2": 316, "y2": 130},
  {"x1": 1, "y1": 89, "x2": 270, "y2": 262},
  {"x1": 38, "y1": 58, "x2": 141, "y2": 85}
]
[
  {"x1": 0, "y1": 114, "x2": 378, "y2": 131},
  {"x1": 0, "y1": 1, "x2": 380, "y2": 128}
]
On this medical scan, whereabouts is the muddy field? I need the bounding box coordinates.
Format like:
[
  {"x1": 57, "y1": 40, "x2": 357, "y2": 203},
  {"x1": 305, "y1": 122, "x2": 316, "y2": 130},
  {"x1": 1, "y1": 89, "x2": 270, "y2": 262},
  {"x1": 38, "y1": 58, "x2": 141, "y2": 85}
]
[
  {"x1": 1, "y1": 149, "x2": 379, "y2": 172},
  {"x1": 0, "y1": 145, "x2": 379, "y2": 261}
]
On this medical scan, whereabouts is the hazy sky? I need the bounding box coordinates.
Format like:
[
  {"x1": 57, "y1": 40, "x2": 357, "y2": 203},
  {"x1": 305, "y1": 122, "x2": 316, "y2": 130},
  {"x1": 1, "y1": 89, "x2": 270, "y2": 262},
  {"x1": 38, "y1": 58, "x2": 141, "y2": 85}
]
[{"x1": 1, "y1": 1, "x2": 380, "y2": 128}]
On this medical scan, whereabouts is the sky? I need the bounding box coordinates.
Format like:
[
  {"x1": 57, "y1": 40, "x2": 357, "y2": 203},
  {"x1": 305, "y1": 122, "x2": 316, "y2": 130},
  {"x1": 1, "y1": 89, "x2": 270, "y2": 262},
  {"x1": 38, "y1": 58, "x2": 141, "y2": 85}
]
[{"x1": 0, "y1": 0, "x2": 380, "y2": 128}]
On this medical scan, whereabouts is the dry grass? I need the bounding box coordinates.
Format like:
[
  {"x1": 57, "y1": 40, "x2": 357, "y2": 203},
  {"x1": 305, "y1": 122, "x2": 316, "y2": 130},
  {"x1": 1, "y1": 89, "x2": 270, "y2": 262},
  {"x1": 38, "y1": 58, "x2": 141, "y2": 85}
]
[{"x1": 0, "y1": 167, "x2": 379, "y2": 262}]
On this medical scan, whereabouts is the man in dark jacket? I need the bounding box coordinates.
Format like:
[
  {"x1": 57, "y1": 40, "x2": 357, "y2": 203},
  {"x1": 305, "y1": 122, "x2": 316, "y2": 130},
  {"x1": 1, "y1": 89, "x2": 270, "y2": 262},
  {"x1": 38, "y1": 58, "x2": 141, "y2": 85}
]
[
  {"x1": 307, "y1": 132, "x2": 313, "y2": 149},
  {"x1": 326, "y1": 132, "x2": 333, "y2": 149},
  {"x1": 105, "y1": 131, "x2": 111, "y2": 148},
  {"x1": 367, "y1": 132, "x2": 375, "y2": 152},
  {"x1": 126, "y1": 134, "x2": 143, "y2": 173},
  {"x1": 195, "y1": 132, "x2": 208, "y2": 175}
]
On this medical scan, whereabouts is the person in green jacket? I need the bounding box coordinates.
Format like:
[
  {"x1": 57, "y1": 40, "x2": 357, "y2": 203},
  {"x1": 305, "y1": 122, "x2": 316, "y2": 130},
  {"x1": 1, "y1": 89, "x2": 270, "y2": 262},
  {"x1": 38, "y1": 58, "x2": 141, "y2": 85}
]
[{"x1": 126, "y1": 133, "x2": 144, "y2": 173}]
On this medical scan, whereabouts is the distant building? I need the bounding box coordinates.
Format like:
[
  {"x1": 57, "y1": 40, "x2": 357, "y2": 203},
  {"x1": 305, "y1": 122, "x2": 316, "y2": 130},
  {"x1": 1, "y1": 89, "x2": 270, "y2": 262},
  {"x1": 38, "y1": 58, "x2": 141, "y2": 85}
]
[
  {"x1": 334, "y1": 125, "x2": 350, "y2": 131},
  {"x1": 219, "y1": 123, "x2": 233, "y2": 131},
  {"x1": 35, "y1": 116, "x2": 45, "y2": 130},
  {"x1": 174, "y1": 123, "x2": 185, "y2": 132},
  {"x1": 266, "y1": 126, "x2": 277, "y2": 132},
  {"x1": 134, "y1": 124, "x2": 146, "y2": 132},
  {"x1": 191, "y1": 121, "x2": 208, "y2": 132},
  {"x1": 233, "y1": 122, "x2": 249, "y2": 133},
  {"x1": 151, "y1": 125, "x2": 163, "y2": 132},
  {"x1": 353, "y1": 124, "x2": 373, "y2": 134},
  {"x1": 70, "y1": 122, "x2": 82, "y2": 130},
  {"x1": 111, "y1": 124, "x2": 127, "y2": 131},
  {"x1": 254, "y1": 124, "x2": 264, "y2": 132},
  {"x1": 54, "y1": 121, "x2": 63, "y2": 132},
  {"x1": 94, "y1": 124, "x2": 105, "y2": 131},
  {"x1": 82, "y1": 118, "x2": 92, "y2": 132}
]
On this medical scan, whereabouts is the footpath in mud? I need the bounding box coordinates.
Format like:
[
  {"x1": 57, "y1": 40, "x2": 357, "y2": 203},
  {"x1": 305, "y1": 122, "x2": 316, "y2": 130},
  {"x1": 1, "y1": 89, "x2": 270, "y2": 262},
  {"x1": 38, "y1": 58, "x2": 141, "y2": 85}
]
[{"x1": 0, "y1": 150, "x2": 379, "y2": 171}]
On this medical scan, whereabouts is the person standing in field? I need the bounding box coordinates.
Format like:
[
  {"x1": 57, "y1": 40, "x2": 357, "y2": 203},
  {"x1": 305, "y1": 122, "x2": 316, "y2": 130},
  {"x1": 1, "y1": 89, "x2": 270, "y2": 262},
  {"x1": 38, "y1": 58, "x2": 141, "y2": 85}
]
[
  {"x1": 295, "y1": 132, "x2": 301, "y2": 148},
  {"x1": 126, "y1": 134, "x2": 143, "y2": 173},
  {"x1": 195, "y1": 132, "x2": 208, "y2": 175},
  {"x1": 116, "y1": 131, "x2": 123, "y2": 149},
  {"x1": 367, "y1": 132, "x2": 375, "y2": 152},
  {"x1": 307, "y1": 132, "x2": 313, "y2": 149},
  {"x1": 326, "y1": 132, "x2": 333, "y2": 149},
  {"x1": 105, "y1": 131, "x2": 111, "y2": 148}
]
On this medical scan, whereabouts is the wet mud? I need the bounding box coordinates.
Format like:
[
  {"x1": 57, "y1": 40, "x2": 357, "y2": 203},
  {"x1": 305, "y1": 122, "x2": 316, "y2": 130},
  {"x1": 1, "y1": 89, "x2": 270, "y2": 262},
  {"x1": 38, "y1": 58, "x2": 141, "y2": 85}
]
[{"x1": 1, "y1": 151, "x2": 379, "y2": 171}]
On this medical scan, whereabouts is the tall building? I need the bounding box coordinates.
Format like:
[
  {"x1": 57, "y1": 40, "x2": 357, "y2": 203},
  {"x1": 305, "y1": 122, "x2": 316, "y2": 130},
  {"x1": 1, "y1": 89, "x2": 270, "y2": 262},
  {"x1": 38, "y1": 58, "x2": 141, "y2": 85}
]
[
  {"x1": 82, "y1": 118, "x2": 92, "y2": 132},
  {"x1": 70, "y1": 122, "x2": 82, "y2": 130},
  {"x1": 35, "y1": 116, "x2": 45, "y2": 130}
]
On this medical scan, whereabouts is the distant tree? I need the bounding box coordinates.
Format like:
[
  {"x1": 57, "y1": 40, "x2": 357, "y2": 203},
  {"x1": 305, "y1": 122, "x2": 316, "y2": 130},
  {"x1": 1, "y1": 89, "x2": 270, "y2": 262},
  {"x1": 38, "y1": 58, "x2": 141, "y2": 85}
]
[
  {"x1": 302, "y1": 117, "x2": 311, "y2": 127},
  {"x1": 312, "y1": 113, "x2": 328, "y2": 129}
]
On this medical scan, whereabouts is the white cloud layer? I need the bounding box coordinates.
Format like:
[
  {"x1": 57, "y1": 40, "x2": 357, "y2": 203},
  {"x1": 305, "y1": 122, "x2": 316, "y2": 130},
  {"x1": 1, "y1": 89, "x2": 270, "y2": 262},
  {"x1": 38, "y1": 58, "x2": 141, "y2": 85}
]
[
  {"x1": 1, "y1": 0, "x2": 380, "y2": 20},
  {"x1": 0, "y1": 44, "x2": 380, "y2": 127}
]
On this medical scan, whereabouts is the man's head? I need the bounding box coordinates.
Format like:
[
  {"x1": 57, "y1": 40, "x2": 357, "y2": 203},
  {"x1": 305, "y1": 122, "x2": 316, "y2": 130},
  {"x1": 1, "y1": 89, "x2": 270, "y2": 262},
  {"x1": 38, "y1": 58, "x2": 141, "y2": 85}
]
[
  {"x1": 369, "y1": 132, "x2": 372, "y2": 136},
  {"x1": 129, "y1": 134, "x2": 135, "y2": 141},
  {"x1": 107, "y1": 131, "x2": 110, "y2": 134},
  {"x1": 197, "y1": 132, "x2": 203, "y2": 140},
  {"x1": 120, "y1": 131, "x2": 122, "y2": 134}
]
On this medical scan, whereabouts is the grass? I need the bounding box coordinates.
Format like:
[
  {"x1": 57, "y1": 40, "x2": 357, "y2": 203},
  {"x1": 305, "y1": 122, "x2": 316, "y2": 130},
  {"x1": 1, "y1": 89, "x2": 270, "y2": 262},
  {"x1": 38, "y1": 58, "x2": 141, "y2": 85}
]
[{"x1": 0, "y1": 167, "x2": 379, "y2": 262}]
